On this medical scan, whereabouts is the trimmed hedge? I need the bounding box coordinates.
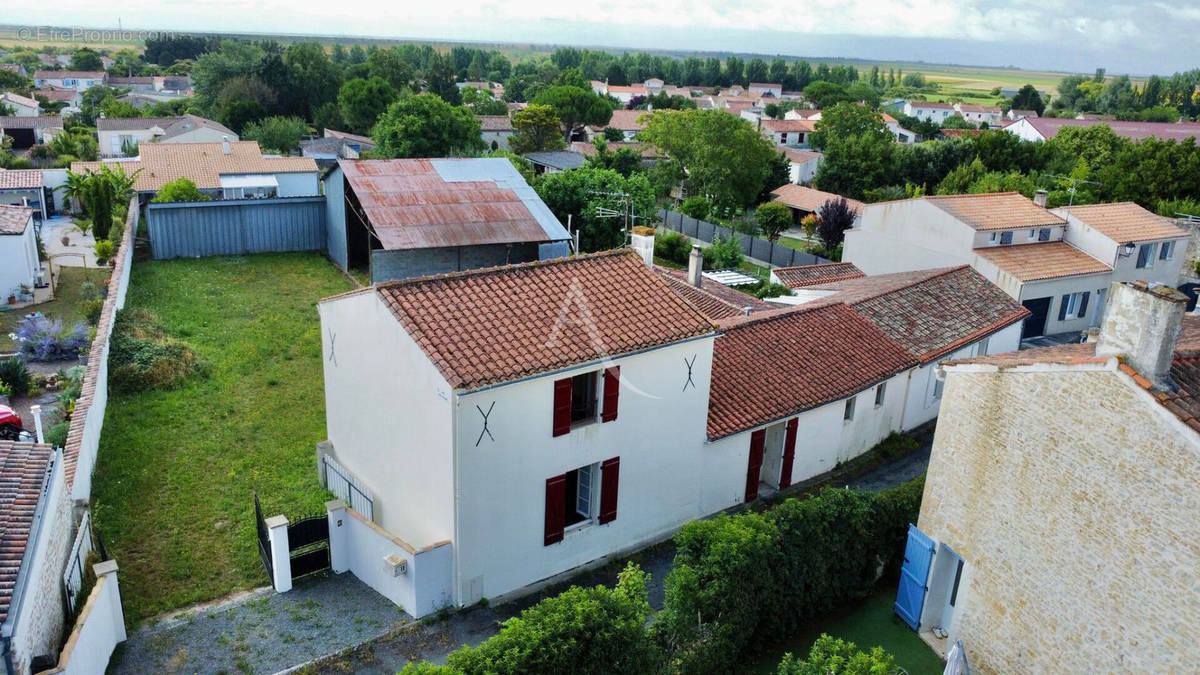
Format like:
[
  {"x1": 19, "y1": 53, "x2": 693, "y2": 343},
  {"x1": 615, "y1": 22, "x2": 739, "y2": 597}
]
[{"x1": 655, "y1": 477, "x2": 925, "y2": 674}]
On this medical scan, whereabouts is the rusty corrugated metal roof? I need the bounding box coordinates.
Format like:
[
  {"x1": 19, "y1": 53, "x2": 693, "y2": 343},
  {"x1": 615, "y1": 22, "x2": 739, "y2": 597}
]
[{"x1": 339, "y1": 158, "x2": 570, "y2": 250}]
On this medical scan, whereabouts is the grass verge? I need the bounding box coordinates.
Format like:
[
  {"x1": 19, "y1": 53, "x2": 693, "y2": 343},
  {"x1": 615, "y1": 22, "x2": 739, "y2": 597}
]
[{"x1": 91, "y1": 253, "x2": 352, "y2": 623}]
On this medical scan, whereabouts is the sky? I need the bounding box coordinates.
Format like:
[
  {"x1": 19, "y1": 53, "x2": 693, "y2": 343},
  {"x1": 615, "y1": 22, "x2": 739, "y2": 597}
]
[{"x1": 6, "y1": 0, "x2": 1200, "y2": 75}]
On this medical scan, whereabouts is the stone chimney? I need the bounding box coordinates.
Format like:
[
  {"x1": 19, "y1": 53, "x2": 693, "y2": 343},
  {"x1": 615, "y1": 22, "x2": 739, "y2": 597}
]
[
  {"x1": 1033, "y1": 189, "x2": 1048, "y2": 207},
  {"x1": 1095, "y1": 281, "x2": 1187, "y2": 391},
  {"x1": 687, "y1": 244, "x2": 703, "y2": 287},
  {"x1": 222, "y1": 136, "x2": 231, "y2": 155}
]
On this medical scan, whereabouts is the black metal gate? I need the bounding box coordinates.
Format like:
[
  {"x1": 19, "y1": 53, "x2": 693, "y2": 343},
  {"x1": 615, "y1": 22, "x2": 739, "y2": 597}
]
[
  {"x1": 255, "y1": 493, "x2": 273, "y2": 581},
  {"x1": 287, "y1": 514, "x2": 331, "y2": 580}
]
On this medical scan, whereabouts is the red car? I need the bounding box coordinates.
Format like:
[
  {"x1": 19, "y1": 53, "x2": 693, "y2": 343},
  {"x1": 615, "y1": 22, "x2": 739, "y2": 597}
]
[{"x1": 0, "y1": 405, "x2": 23, "y2": 441}]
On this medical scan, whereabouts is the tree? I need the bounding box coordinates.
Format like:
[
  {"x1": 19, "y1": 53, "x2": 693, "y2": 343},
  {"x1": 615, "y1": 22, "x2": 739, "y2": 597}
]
[
  {"x1": 69, "y1": 48, "x2": 104, "y2": 71},
  {"x1": 803, "y1": 81, "x2": 850, "y2": 108},
  {"x1": 509, "y1": 104, "x2": 565, "y2": 154},
  {"x1": 460, "y1": 87, "x2": 508, "y2": 115},
  {"x1": 283, "y1": 42, "x2": 342, "y2": 119},
  {"x1": 604, "y1": 63, "x2": 628, "y2": 86},
  {"x1": 371, "y1": 94, "x2": 485, "y2": 158},
  {"x1": 602, "y1": 126, "x2": 625, "y2": 141},
  {"x1": 755, "y1": 201, "x2": 792, "y2": 242},
  {"x1": 242, "y1": 116, "x2": 308, "y2": 155},
  {"x1": 338, "y1": 77, "x2": 399, "y2": 134},
  {"x1": 69, "y1": 166, "x2": 139, "y2": 240},
  {"x1": 215, "y1": 76, "x2": 276, "y2": 132},
  {"x1": 426, "y1": 52, "x2": 461, "y2": 105},
  {"x1": 776, "y1": 635, "x2": 898, "y2": 675},
  {"x1": 1011, "y1": 84, "x2": 1045, "y2": 115},
  {"x1": 367, "y1": 48, "x2": 415, "y2": 91},
  {"x1": 152, "y1": 177, "x2": 210, "y2": 203},
  {"x1": 810, "y1": 102, "x2": 890, "y2": 151},
  {"x1": 817, "y1": 197, "x2": 855, "y2": 249},
  {"x1": 638, "y1": 109, "x2": 780, "y2": 209},
  {"x1": 531, "y1": 86, "x2": 613, "y2": 141},
  {"x1": 144, "y1": 35, "x2": 216, "y2": 65},
  {"x1": 585, "y1": 139, "x2": 644, "y2": 178},
  {"x1": 745, "y1": 58, "x2": 769, "y2": 84},
  {"x1": 533, "y1": 167, "x2": 654, "y2": 251}
]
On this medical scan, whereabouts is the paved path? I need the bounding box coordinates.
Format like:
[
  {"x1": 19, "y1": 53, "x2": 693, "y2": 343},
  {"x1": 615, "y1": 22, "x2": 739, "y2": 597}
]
[{"x1": 42, "y1": 216, "x2": 98, "y2": 267}]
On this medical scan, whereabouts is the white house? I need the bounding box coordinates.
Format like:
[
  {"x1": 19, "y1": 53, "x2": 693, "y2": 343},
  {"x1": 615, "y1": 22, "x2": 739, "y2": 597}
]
[
  {"x1": 780, "y1": 148, "x2": 823, "y2": 184},
  {"x1": 843, "y1": 192, "x2": 1123, "y2": 338},
  {"x1": 1001, "y1": 116, "x2": 1200, "y2": 143},
  {"x1": 586, "y1": 109, "x2": 647, "y2": 141},
  {"x1": 0, "y1": 92, "x2": 40, "y2": 117},
  {"x1": 748, "y1": 82, "x2": 783, "y2": 97},
  {"x1": 881, "y1": 113, "x2": 918, "y2": 143},
  {"x1": 953, "y1": 103, "x2": 1003, "y2": 126},
  {"x1": 97, "y1": 115, "x2": 238, "y2": 158},
  {"x1": 770, "y1": 183, "x2": 864, "y2": 224},
  {"x1": 0, "y1": 205, "x2": 40, "y2": 298},
  {"x1": 0, "y1": 116, "x2": 63, "y2": 149},
  {"x1": 760, "y1": 119, "x2": 816, "y2": 147},
  {"x1": 477, "y1": 115, "x2": 514, "y2": 150},
  {"x1": 32, "y1": 70, "x2": 106, "y2": 91},
  {"x1": 0, "y1": 169, "x2": 48, "y2": 221},
  {"x1": 0, "y1": 441, "x2": 74, "y2": 675},
  {"x1": 1053, "y1": 202, "x2": 1189, "y2": 289},
  {"x1": 902, "y1": 100, "x2": 955, "y2": 122}
]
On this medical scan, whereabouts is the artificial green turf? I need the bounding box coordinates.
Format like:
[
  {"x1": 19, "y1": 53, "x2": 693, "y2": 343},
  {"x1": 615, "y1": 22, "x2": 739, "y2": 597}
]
[
  {"x1": 750, "y1": 588, "x2": 947, "y2": 674},
  {"x1": 0, "y1": 266, "x2": 107, "y2": 352},
  {"x1": 90, "y1": 253, "x2": 352, "y2": 622}
]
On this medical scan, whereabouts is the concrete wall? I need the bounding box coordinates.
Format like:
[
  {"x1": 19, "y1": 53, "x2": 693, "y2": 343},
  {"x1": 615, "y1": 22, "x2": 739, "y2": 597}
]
[
  {"x1": 327, "y1": 501, "x2": 453, "y2": 617},
  {"x1": 451, "y1": 336, "x2": 715, "y2": 605},
  {"x1": 369, "y1": 242, "x2": 540, "y2": 283},
  {"x1": 7, "y1": 454, "x2": 72, "y2": 675},
  {"x1": 843, "y1": 200, "x2": 976, "y2": 275},
  {"x1": 276, "y1": 172, "x2": 320, "y2": 198},
  {"x1": 918, "y1": 361, "x2": 1200, "y2": 673},
  {"x1": 318, "y1": 291, "x2": 455, "y2": 549},
  {"x1": 35, "y1": 561, "x2": 126, "y2": 675},
  {"x1": 0, "y1": 216, "x2": 38, "y2": 297}
]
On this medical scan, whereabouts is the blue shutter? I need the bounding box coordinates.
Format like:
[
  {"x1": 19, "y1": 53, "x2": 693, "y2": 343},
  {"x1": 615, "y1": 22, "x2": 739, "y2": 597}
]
[
  {"x1": 1078, "y1": 292, "x2": 1090, "y2": 319},
  {"x1": 1058, "y1": 295, "x2": 1069, "y2": 321}
]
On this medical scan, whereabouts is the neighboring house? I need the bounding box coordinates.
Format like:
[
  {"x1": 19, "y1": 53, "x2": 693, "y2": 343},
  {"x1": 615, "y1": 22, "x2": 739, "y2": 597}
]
[
  {"x1": 748, "y1": 82, "x2": 783, "y2": 97},
  {"x1": 0, "y1": 63, "x2": 27, "y2": 77},
  {"x1": 1052, "y1": 201, "x2": 1189, "y2": 289},
  {"x1": 1002, "y1": 116, "x2": 1200, "y2": 143},
  {"x1": 477, "y1": 115, "x2": 514, "y2": 150},
  {"x1": 1006, "y1": 108, "x2": 1038, "y2": 121},
  {"x1": 783, "y1": 108, "x2": 822, "y2": 121},
  {"x1": 32, "y1": 70, "x2": 106, "y2": 91},
  {"x1": 0, "y1": 116, "x2": 62, "y2": 149},
  {"x1": 323, "y1": 157, "x2": 572, "y2": 282},
  {"x1": 779, "y1": 148, "x2": 823, "y2": 184},
  {"x1": 96, "y1": 114, "x2": 238, "y2": 157},
  {"x1": 108, "y1": 75, "x2": 193, "y2": 96},
  {"x1": 318, "y1": 251, "x2": 719, "y2": 610},
  {"x1": 73, "y1": 140, "x2": 319, "y2": 201},
  {"x1": 323, "y1": 129, "x2": 374, "y2": 156},
  {"x1": 31, "y1": 88, "x2": 80, "y2": 112},
  {"x1": 881, "y1": 113, "x2": 918, "y2": 143},
  {"x1": 0, "y1": 441, "x2": 73, "y2": 675},
  {"x1": 0, "y1": 169, "x2": 49, "y2": 220},
  {"x1": 523, "y1": 150, "x2": 586, "y2": 175},
  {"x1": 844, "y1": 192, "x2": 1126, "y2": 338},
  {"x1": 654, "y1": 264, "x2": 775, "y2": 320},
  {"x1": 0, "y1": 205, "x2": 40, "y2": 296},
  {"x1": 953, "y1": 103, "x2": 1003, "y2": 126},
  {"x1": 760, "y1": 119, "x2": 816, "y2": 147},
  {"x1": 603, "y1": 84, "x2": 648, "y2": 104},
  {"x1": 907, "y1": 281, "x2": 1200, "y2": 672},
  {"x1": 300, "y1": 130, "x2": 375, "y2": 161},
  {"x1": 770, "y1": 261, "x2": 865, "y2": 290},
  {"x1": 0, "y1": 92, "x2": 40, "y2": 117},
  {"x1": 770, "y1": 183, "x2": 864, "y2": 224},
  {"x1": 586, "y1": 109, "x2": 647, "y2": 141},
  {"x1": 902, "y1": 100, "x2": 955, "y2": 122}
]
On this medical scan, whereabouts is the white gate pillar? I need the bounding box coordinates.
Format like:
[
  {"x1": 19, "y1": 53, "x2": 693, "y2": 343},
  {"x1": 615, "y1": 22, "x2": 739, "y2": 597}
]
[{"x1": 265, "y1": 515, "x2": 292, "y2": 592}]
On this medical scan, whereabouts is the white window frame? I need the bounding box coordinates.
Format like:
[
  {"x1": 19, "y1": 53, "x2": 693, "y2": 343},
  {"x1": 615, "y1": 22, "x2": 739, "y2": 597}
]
[
  {"x1": 1159, "y1": 240, "x2": 1176, "y2": 261},
  {"x1": 1136, "y1": 243, "x2": 1157, "y2": 269},
  {"x1": 1027, "y1": 228, "x2": 1037, "y2": 242},
  {"x1": 1062, "y1": 292, "x2": 1085, "y2": 320},
  {"x1": 575, "y1": 464, "x2": 595, "y2": 519},
  {"x1": 843, "y1": 397, "x2": 856, "y2": 421}
]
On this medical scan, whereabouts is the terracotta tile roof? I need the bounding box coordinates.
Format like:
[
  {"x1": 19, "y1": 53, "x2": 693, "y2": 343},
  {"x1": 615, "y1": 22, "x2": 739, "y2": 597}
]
[
  {"x1": 707, "y1": 302, "x2": 917, "y2": 438},
  {"x1": 908, "y1": 100, "x2": 955, "y2": 109},
  {"x1": 780, "y1": 147, "x2": 822, "y2": 164},
  {"x1": 339, "y1": 157, "x2": 569, "y2": 250},
  {"x1": 97, "y1": 116, "x2": 179, "y2": 131},
  {"x1": 324, "y1": 129, "x2": 374, "y2": 145},
  {"x1": 0, "y1": 441, "x2": 54, "y2": 625},
  {"x1": 761, "y1": 119, "x2": 817, "y2": 133},
  {"x1": 477, "y1": 115, "x2": 513, "y2": 132},
  {"x1": 1056, "y1": 202, "x2": 1188, "y2": 243},
  {"x1": 774, "y1": 262, "x2": 865, "y2": 289},
  {"x1": 0, "y1": 169, "x2": 42, "y2": 190},
  {"x1": 654, "y1": 267, "x2": 773, "y2": 320},
  {"x1": 0, "y1": 116, "x2": 63, "y2": 129},
  {"x1": 72, "y1": 141, "x2": 317, "y2": 192},
  {"x1": 945, "y1": 342, "x2": 1099, "y2": 368},
  {"x1": 1, "y1": 92, "x2": 38, "y2": 110},
  {"x1": 924, "y1": 192, "x2": 1066, "y2": 231},
  {"x1": 606, "y1": 85, "x2": 648, "y2": 95},
  {"x1": 1161, "y1": 350, "x2": 1200, "y2": 432},
  {"x1": 812, "y1": 266, "x2": 1030, "y2": 363},
  {"x1": 956, "y1": 103, "x2": 1000, "y2": 114},
  {"x1": 369, "y1": 251, "x2": 715, "y2": 389},
  {"x1": 569, "y1": 141, "x2": 660, "y2": 158},
  {"x1": 770, "y1": 183, "x2": 864, "y2": 214},
  {"x1": 974, "y1": 241, "x2": 1111, "y2": 281},
  {"x1": 937, "y1": 128, "x2": 981, "y2": 138},
  {"x1": 600, "y1": 109, "x2": 648, "y2": 131},
  {"x1": 33, "y1": 70, "x2": 105, "y2": 80},
  {"x1": 32, "y1": 88, "x2": 77, "y2": 102},
  {"x1": 0, "y1": 204, "x2": 33, "y2": 234}
]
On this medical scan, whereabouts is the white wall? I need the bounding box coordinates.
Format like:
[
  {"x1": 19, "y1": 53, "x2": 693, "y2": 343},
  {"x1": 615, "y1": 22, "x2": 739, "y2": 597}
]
[
  {"x1": 788, "y1": 158, "x2": 820, "y2": 184},
  {"x1": 451, "y1": 336, "x2": 715, "y2": 605},
  {"x1": 275, "y1": 172, "x2": 320, "y2": 197},
  {"x1": 0, "y1": 217, "x2": 38, "y2": 297},
  {"x1": 1000, "y1": 117, "x2": 1046, "y2": 142},
  {"x1": 166, "y1": 127, "x2": 234, "y2": 145},
  {"x1": 481, "y1": 130, "x2": 513, "y2": 150},
  {"x1": 319, "y1": 291, "x2": 455, "y2": 549},
  {"x1": 844, "y1": 200, "x2": 976, "y2": 275},
  {"x1": 971, "y1": 224, "x2": 1065, "y2": 249},
  {"x1": 1059, "y1": 212, "x2": 1188, "y2": 287},
  {"x1": 37, "y1": 561, "x2": 126, "y2": 675},
  {"x1": 41, "y1": 169, "x2": 68, "y2": 213}
]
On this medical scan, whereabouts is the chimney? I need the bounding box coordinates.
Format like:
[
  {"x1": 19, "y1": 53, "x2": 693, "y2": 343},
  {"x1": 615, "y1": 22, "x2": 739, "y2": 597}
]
[
  {"x1": 1033, "y1": 189, "x2": 1048, "y2": 207},
  {"x1": 1095, "y1": 281, "x2": 1187, "y2": 391},
  {"x1": 222, "y1": 136, "x2": 231, "y2": 155},
  {"x1": 687, "y1": 244, "x2": 703, "y2": 287}
]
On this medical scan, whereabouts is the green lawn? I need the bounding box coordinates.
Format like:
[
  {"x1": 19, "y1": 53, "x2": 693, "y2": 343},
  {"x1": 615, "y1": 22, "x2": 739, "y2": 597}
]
[
  {"x1": 750, "y1": 588, "x2": 946, "y2": 674},
  {"x1": 90, "y1": 253, "x2": 353, "y2": 623},
  {"x1": 0, "y1": 266, "x2": 108, "y2": 353}
]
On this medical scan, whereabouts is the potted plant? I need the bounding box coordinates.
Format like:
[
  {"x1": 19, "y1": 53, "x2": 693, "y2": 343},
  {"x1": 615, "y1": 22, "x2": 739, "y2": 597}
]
[{"x1": 17, "y1": 284, "x2": 32, "y2": 303}]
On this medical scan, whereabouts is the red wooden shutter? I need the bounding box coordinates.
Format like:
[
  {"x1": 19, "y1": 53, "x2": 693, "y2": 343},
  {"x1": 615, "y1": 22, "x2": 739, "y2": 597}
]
[
  {"x1": 599, "y1": 457, "x2": 620, "y2": 524},
  {"x1": 601, "y1": 366, "x2": 620, "y2": 422},
  {"x1": 552, "y1": 377, "x2": 572, "y2": 437},
  {"x1": 779, "y1": 418, "x2": 798, "y2": 489},
  {"x1": 544, "y1": 474, "x2": 566, "y2": 545},
  {"x1": 744, "y1": 429, "x2": 765, "y2": 503}
]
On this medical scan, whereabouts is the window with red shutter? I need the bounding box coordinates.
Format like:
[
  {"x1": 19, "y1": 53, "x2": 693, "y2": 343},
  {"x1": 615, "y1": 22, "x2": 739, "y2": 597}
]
[
  {"x1": 552, "y1": 377, "x2": 572, "y2": 437},
  {"x1": 599, "y1": 457, "x2": 620, "y2": 524},
  {"x1": 745, "y1": 429, "x2": 765, "y2": 503},
  {"x1": 601, "y1": 366, "x2": 620, "y2": 422},
  {"x1": 544, "y1": 474, "x2": 566, "y2": 545},
  {"x1": 780, "y1": 418, "x2": 798, "y2": 489}
]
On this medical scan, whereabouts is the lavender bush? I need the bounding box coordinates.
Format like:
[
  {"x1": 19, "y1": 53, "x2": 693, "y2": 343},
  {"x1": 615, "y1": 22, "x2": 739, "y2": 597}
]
[{"x1": 15, "y1": 316, "x2": 90, "y2": 362}]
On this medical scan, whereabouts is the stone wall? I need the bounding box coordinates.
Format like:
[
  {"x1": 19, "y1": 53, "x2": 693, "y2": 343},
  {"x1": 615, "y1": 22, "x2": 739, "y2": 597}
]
[{"x1": 919, "y1": 364, "x2": 1200, "y2": 673}]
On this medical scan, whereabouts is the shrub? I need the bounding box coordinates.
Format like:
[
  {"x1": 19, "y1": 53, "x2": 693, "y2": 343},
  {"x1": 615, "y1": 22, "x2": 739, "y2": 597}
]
[
  {"x1": 680, "y1": 195, "x2": 713, "y2": 221},
  {"x1": 403, "y1": 563, "x2": 661, "y2": 675},
  {"x1": 44, "y1": 421, "x2": 70, "y2": 448},
  {"x1": 0, "y1": 381, "x2": 10, "y2": 397},
  {"x1": 874, "y1": 431, "x2": 918, "y2": 460},
  {"x1": 753, "y1": 282, "x2": 792, "y2": 299},
  {"x1": 0, "y1": 357, "x2": 31, "y2": 396},
  {"x1": 56, "y1": 365, "x2": 85, "y2": 411},
  {"x1": 654, "y1": 230, "x2": 693, "y2": 265},
  {"x1": 800, "y1": 214, "x2": 819, "y2": 240},
  {"x1": 777, "y1": 635, "x2": 898, "y2": 674},
  {"x1": 755, "y1": 201, "x2": 792, "y2": 242},
  {"x1": 108, "y1": 308, "x2": 204, "y2": 392},
  {"x1": 702, "y1": 235, "x2": 744, "y2": 270},
  {"x1": 94, "y1": 239, "x2": 115, "y2": 262},
  {"x1": 15, "y1": 317, "x2": 89, "y2": 362},
  {"x1": 816, "y1": 197, "x2": 856, "y2": 249},
  {"x1": 81, "y1": 297, "x2": 104, "y2": 325},
  {"x1": 151, "y1": 176, "x2": 210, "y2": 203}
]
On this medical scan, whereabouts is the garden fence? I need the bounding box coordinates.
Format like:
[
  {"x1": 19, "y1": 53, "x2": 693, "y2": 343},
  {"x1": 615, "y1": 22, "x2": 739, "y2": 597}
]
[
  {"x1": 62, "y1": 510, "x2": 95, "y2": 616},
  {"x1": 320, "y1": 450, "x2": 375, "y2": 522},
  {"x1": 658, "y1": 209, "x2": 830, "y2": 268},
  {"x1": 146, "y1": 196, "x2": 326, "y2": 260}
]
